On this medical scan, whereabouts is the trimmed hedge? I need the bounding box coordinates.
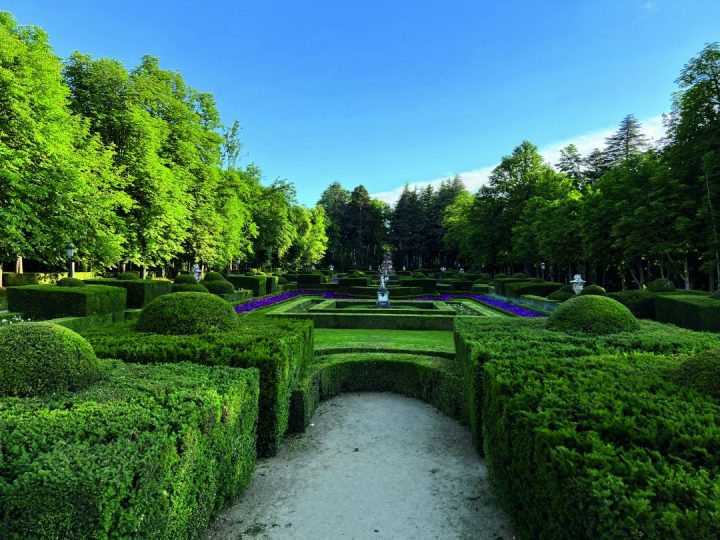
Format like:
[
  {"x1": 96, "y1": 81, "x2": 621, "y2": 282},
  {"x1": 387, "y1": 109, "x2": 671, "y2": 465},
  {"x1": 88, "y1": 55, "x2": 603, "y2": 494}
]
[
  {"x1": 0, "y1": 359, "x2": 258, "y2": 539},
  {"x1": 200, "y1": 279, "x2": 235, "y2": 295},
  {"x1": 294, "y1": 273, "x2": 324, "y2": 285},
  {"x1": 0, "y1": 323, "x2": 100, "y2": 397},
  {"x1": 174, "y1": 273, "x2": 198, "y2": 285},
  {"x1": 116, "y1": 271, "x2": 140, "y2": 280},
  {"x1": 87, "y1": 318, "x2": 313, "y2": 456},
  {"x1": 7, "y1": 285, "x2": 126, "y2": 320},
  {"x1": 471, "y1": 283, "x2": 493, "y2": 294},
  {"x1": 579, "y1": 284, "x2": 607, "y2": 296},
  {"x1": 203, "y1": 271, "x2": 225, "y2": 282},
  {"x1": 648, "y1": 278, "x2": 676, "y2": 292},
  {"x1": 290, "y1": 353, "x2": 463, "y2": 433},
  {"x1": 272, "y1": 311, "x2": 456, "y2": 330},
  {"x1": 84, "y1": 278, "x2": 171, "y2": 308},
  {"x1": 226, "y1": 274, "x2": 266, "y2": 297},
  {"x1": 338, "y1": 277, "x2": 371, "y2": 287},
  {"x1": 57, "y1": 277, "x2": 85, "y2": 287},
  {"x1": 137, "y1": 292, "x2": 239, "y2": 335},
  {"x1": 656, "y1": 294, "x2": 720, "y2": 332},
  {"x1": 172, "y1": 283, "x2": 209, "y2": 293},
  {"x1": 547, "y1": 295, "x2": 639, "y2": 335},
  {"x1": 345, "y1": 286, "x2": 423, "y2": 297},
  {"x1": 608, "y1": 290, "x2": 657, "y2": 319},
  {"x1": 483, "y1": 353, "x2": 720, "y2": 539},
  {"x1": 504, "y1": 281, "x2": 562, "y2": 298},
  {"x1": 399, "y1": 278, "x2": 437, "y2": 293},
  {"x1": 447, "y1": 279, "x2": 473, "y2": 292},
  {"x1": 674, "y1": 348, "x2": 720, "y2": 399},
  {"x1": 493, "y1": 277, "x2": 542, "y2": 296}
]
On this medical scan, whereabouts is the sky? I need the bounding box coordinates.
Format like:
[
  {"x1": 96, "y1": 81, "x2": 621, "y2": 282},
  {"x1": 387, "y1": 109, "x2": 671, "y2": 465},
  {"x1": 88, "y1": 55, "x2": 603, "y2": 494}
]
[{"x1": 2, "y1": 0, "x2": 719, "y2": 205}]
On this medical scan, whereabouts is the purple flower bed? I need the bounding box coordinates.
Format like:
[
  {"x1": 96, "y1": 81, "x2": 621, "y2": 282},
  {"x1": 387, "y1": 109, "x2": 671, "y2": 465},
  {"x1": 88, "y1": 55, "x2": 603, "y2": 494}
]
[{"x1": 234, "y1": 290, "x2": 546, "y2": 317}]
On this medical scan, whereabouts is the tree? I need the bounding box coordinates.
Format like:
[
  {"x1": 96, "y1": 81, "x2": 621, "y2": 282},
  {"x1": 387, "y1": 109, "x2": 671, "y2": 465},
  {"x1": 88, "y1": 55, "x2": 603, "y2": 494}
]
[
  {"x1": 556, "y1": 144, "x2": 585, "y2": 188},
  {"x1": 604, "y1": 114, "x2": 649, "y2": 166}
]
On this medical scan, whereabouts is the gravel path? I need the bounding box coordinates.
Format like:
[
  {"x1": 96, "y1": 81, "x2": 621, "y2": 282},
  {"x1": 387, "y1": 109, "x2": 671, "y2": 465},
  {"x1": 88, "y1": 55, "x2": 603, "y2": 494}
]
[{"x1": 205, "y1": 392, "x2": 515, "y2": 540}]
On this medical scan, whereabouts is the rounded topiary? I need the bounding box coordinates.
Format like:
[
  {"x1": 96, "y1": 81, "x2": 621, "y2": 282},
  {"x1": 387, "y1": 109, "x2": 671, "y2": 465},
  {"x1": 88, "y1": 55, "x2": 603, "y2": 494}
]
[
  {"x1": 412, "y1": 272, "x2": 426, "y2": 278},
  {"x1": 579, "y1": 284, "x2": 607, "y2": 296},
  {"x1": 673, "y1": 349, "x2": 720, "y2": 399},
  {"x1": 57, "y1": 277, "x2": 85, "y2": 287},
  {"x1": 546, "y1": 295, "x2": 640, "y2": 335},
  {"x1": 648, "y1": 278, "x2": 676, "y2": 293},
  {"x1": 172, "y1": 283, "x2": 209, "y2": 293},
  {"x1": 174, "y1": 274, "x2": 198, "y2": 285},
  {"x1": 479, "y1": 273, "x2": 492, "y2": 281},
  {"x1": 547, "y1": 290, "x2": 574, "y2": 302},
  {"x1": 512, "y1": 272, "x2": 528, "y2": 279},
  {"x1": 494, "y1": 273, "x2": 508, "y2": 279},
  {"x1": 203, "y1": 271, "x2": 225, "y2": 282},
  {"x1": 137, "y1": 292, "x2": 238, "y2": 335},
  {"x1": 117, "y1": 271, "x2": 140, "y2": 280},
  {"x1": 0, "y1": 322, "x2": 101, "y2": 397},
  {"x1": 201, "y1": 280, "x2": 235, "y2": 295},
  {"x1": 559, "y1": 284, "x2": 574, "y2": 293}
]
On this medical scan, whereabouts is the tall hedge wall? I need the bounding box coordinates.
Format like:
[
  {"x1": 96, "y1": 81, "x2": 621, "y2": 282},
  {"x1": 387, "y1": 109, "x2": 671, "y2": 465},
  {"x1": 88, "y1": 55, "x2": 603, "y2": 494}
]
[
  {"x1": 0, "y1": 360, "x2": 259, "y2": 540},
  {"x1": 504, "y1": 281, "x2": 562, "y2": 298},
  {"x1": 225, "y1": 274, "x2": 266, "y2": 297},
  {"x1": 655, "y1": 294, "x2": 720, "y2": 332},
  {"x1": 7, "y1": 285, "x2": 126, "y2": 320},
  {"x1": 83, "y1": 278, "x2": 171, "y2": 308}
]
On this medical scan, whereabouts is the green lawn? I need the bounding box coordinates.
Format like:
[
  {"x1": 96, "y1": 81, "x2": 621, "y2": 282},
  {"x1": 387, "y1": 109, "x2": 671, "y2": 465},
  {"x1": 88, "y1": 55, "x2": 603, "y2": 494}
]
[{"x1": 314, "y1": 328, "x2": 455, "y2": 354}]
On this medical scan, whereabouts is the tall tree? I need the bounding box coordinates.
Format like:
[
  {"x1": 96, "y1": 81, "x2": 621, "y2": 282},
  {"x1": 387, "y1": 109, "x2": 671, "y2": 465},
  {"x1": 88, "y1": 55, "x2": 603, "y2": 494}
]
[{"x1": 604, "y1": 114, "x2": 649, "y2": 166}]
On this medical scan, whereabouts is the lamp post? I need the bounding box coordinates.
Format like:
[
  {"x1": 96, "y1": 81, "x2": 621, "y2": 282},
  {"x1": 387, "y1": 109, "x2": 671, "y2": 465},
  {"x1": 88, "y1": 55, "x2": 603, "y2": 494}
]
[
  {"x1": 540, "y1": 262, "x2": 546, "y2": 280},
  {"x1": 65, "y1": 243, "x2": 75, "y2": 278}
]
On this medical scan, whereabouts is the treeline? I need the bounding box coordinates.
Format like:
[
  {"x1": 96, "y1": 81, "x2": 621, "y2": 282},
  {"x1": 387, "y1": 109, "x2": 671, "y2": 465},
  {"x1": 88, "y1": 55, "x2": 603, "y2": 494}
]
[
  {"x1": 0, "y1": 12, "x2": 327, "y2": 284},
  {"x1": 445, "y1": 43, "x2": 720, "y2": 291}
]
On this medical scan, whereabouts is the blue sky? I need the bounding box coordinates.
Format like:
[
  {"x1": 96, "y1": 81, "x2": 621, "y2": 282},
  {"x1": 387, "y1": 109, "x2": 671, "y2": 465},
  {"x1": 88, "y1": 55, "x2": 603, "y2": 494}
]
[{"x1": 3, "y1": 0, "x2": 719, "y2": 205}]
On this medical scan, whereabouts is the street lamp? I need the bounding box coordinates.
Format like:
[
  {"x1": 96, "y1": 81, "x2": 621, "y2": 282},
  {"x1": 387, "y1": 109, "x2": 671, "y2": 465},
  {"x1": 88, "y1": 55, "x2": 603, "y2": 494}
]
[
  {"x1": 540, "y1": 262, "x2": 546, "y2": 279},
  {"x1": 65, "y1": 243, "x2": 75, "y2": 278}
]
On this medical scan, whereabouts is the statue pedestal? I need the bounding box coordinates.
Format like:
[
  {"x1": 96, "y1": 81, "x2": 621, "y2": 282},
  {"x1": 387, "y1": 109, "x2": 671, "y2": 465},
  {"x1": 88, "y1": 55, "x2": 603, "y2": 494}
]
[{"x1": 376, "y1": 288, "x2": 390, "y2": 308}]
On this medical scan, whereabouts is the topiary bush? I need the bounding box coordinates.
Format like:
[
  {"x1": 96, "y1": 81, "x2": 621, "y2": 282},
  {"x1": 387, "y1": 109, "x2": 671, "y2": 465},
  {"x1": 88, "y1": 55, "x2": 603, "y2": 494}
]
[
  {"x1": 546, "y1": 295, "x2": 640, "y2": 335},
  {"x1": 648, "y1": 278, "x2": 676, "y2": 293},
  {"x1": 171, "y1": 283, "x2": 209, "y2": 293},
  {"x1": 117, "y1": 271, "x2": 140, "y2": 280},
  {"x1": 0, "y1": 322, "x2": 101, "y2": 397},
  {"x1": 547, "y1": 290, "x2": 574, "y2": 302},
  {"x1": 511, "y1": 272, "x2": 528, "y2": 279},
  {"x1": 412, "y1": 271, "x2": 426, "y2": 278},
  {"x1": 137, "y1": 292, "x2": 239, "y2": 335},
  {"x1": 203, "y1": 271, "x2": 225, "y2": 282},
  {"x1": 201, "y1": 279, "x2": 236, "y2": 295},
  {"x1": 673, "y1": 348, "x2": 720, "y2": 399},
  {"x1": 174, "y1": 274, "x2": 198, "y2": 285},
  {"x1": 57, "y1": 277, "x2": 85, "y2": 287},
  {"x1": 494, "y1": 273, "x2": 507, "y2": 279},
  {"x1": 579, "y1": 284, "x2": 607, "y2": 296}
]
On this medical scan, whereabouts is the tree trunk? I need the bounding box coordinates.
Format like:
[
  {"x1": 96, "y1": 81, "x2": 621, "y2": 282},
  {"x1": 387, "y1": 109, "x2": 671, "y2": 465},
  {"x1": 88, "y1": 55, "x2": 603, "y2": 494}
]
[
  {"x1": 15, "y1": 256, "x2": 23, "y2": 274},
  {"x1": 683, "y1": 257, "x2": 691, "y2": 290},
  {"x1": 0, "y1": 263, "x2": 3, "y2": 289},
  {"x1": 141, "y1": 266, "x2": 147, "y2": 279}
]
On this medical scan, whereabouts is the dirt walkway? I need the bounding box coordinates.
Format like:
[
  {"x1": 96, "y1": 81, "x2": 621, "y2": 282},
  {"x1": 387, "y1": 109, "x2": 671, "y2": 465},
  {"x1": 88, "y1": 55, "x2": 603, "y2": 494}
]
[{"x1": 205, "y1": 392, "x2": 515, "y2": 540}]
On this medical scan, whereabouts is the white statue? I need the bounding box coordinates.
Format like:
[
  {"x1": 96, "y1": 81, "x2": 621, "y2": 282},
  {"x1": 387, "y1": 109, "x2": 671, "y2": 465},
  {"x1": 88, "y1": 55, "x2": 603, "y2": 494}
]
[
  {"x1": 570, "y1": 274, "x2": 586, "y2": 295},
  {"x1": 191, "y1": 263, "x2": 202, "y2": 282}
]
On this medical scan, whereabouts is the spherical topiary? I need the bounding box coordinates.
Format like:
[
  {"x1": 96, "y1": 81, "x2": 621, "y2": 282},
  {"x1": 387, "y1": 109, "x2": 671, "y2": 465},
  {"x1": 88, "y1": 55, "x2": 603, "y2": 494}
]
[
  {"x1": 174, "y1": 274, "x2": 198, "y2": 285},
  {"x1": 172, "y1": 283, "x2": 209, "y2": 293},
  {"x1": 201, "y1": 280, "x2": 235, "y2": 295},
  {"x1": 203, "y1": 271, "x2": 225, "y2": 282},
  {"x1": 579, "y1": 284, "x2": 607, "y2": 296},
  {"x1": 117, "y1": 271, "x2": 140, "y2": 280},
  {"x1": 137, "y1": 292, "x2": 239, "y2": 335},
  {"x1": 412, "y1": 272, "x2": 426, "y2": 278},
  {"x1": 673, "y1": 349, "x2": 720, "y2": 399},
  {"x1": 512, "y1": 272, "x2": 528, "y2": 279},
  {"x1": 559, "y1": 284, "x2": 574, "y2": 293},
  {"x1": 0, "y1": 322, "x2": 101, "y2": 397},
  {"x1": 546, "y1": 295, "x2": 640, "y2": 335},
  {"x1": 647, "y1": 278, "x2": 676, "y2": 293},
  {"x1": 57, "y1": 277, "x2": 85, "y2": 287},
  {"x1": 547, "y1": 290, "x2": 574, "y2": 302},
  {"x1": 494, "y1": 273, "x2": 508, "y2": 279}
]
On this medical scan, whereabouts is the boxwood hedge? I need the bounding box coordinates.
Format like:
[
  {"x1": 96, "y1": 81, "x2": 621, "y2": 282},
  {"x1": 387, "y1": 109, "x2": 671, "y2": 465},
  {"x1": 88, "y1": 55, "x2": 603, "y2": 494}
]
[
  {"x1": 0, "y1": 360, "x2": 259, "y2": 540},
  {"x1": 656, "y1": 294, "x2": 720, "y2": 332},
  {"x1": 83, "y1": 278, "x2": 171, "y2": 308},
  {"x1": 225, "y1": 274, "x2": 266, "y2": 297},
  {"x1": 7, "y1": 284, "x2": 127, "y2": 320}
]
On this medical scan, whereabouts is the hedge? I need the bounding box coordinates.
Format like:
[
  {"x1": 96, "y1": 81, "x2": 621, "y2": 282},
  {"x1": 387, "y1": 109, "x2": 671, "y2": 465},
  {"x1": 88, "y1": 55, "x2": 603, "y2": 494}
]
[
  {"x1": 447, "y1": 279, "x2": 473, "y2": 292},
  {"x1": 454, "y1": 317, "x2": 720, "y2": 452},
  {"x1": 492, "y1": 277, "x2": 542, "y2": 296},
  {"x1": 265, "y1": 275, "x2": 279, "y2": 295},
  {"x1": 137, "y1": 292, "x2": 239, "y2": 335},
  {"x1": 483, "y1": 353, "x2": 720, "y2": 539},
  {"x1": 272, "y1": 311, "x2": 456, "y2": 330},
  {"x1": 546, "y1": 295, "x2": 640, "y2": 335},
  {"x1": 398, "y1": 278, "x2": 437, "y2": 293},
  {"x1": 294, "y1": 273, "x2": 325, "y2": 285},
  {"x1": 200, "y1": 279, "x2": 235, "y2": 295},
  {"x1": 0, "y1": 360, "x2": 259, "y2": 540},
  {"x1": 504, "y1": 281, "x2": 562, "y2": 298},
  {"x1": 338, "y1": 277, "x2": 371, "y2": 287},
  {"x1": 1, "y1": 271, "x2": 95, "y2": 286},
  {"x1": 87, "y1": 319, "x2": 313, "y2": 456},
  {"x1": 7, "y1": 285, "x2": 126, "y2": 320},
  {"x1": 656, "y1": 294, "x2": 720, "y2": 332},
  {"x1": 471, "y1": 283, "x2": 493, "y2": 294},
  {"x1": 344, "y1": 286, "x2": 424, "y2": 297},
  {"x1": 289, "y1": 353, "x2": 464, "y2": 433},
  {"x1": 83, "y1": 278, "x2": 171, "y2": 308},
  {"x1": 225, "y1": 274, "x2": 266, "y2": 297},
  {"x1": 608, "y1": 290, "x2": 658, "y2": 319}
]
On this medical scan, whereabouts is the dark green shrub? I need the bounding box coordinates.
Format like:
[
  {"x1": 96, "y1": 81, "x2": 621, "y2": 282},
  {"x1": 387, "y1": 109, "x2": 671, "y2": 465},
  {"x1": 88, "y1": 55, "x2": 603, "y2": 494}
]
[
  {"x1": 471, "y1": 283, "x2": 493, "y2": 294},
  {"x1": 57, "y1": 277, "x2": 85, "y2": 287},
  {"x1": 493, "y1": 277, "x2": 542, "y2": 296},
  {"x1": 648, "y1": 278, "x2": 676, "y2": 292},
  {"x1": 295, "y1": 273, "x2": 324, "y2": 285},
  {"x1": 511, "y1": 272, "x2": 527, "y2": 278},
  {"x1": 265, "y1": 275, "x2": 279, "y2": 294},
  {"x1": 608, "y1": 290, "x2": 657, "y2": 319},
  {"x1": 656, "y1": 294, "x2": 720, "y2": 332},
  {"x1": 494, "y1": 273, "x2": 507, "y2": 279},
  {"x1": 546, "y1": 295, "x2": 640, "y2": 335},
  {"x1": 137, "y1": 292, "x2": 239, "y2": 335},
  {"x1": 226, "y1": 274, "x2": 266, "y2": 297},
  {"x1": 0, "y1": 322, "x2": 100, "y2": 397},
  {"x1": 483, "y1": 353, "x2": 720, "y2": 539},
  {"x1": 83, "y1": 279, "x2": 172, "y2": 308},
  {"x1": 203, "y1": 271, "x2": 225, "y2": 282},
  {"x1": 448, "y1": 279, "x2": 473, "y2": 292},
  {"x1": 504, "y1": 281, "x2": 562, "y2": 298},
  {"x1": 116, "y1": 271, "x2": 140, "y2": 280},
  {"x1": 172, "y1": 283, "x2": 209, "y2": 293},
  {"x1": 0, "y1": 359, "x2": 258, "y2": 539},
  {"x1": 547, "y1": 290, "x2": 574, "y2": 302},
  {"x1": 173, "y1": 274, "x2": 198, "y2": 285},
  {"x1": 201, "y1": 280, "x2": 236, "y2": 295},
  {"x1": 674, "y1": 348, "x2": 720, "y2": 399},
  {"x1": 7, "y1": 285, "x2": 126, "y2": 320},
  {"x1": 713, "y1": 289, "x2": 720, "y2": 299},
  {"x1": 338, "y1": 277, "x2": 371, "y2": 287},
  {"x1": 579, "y1": 284, "x2": 607, "y2": 296},
  {"x1": 401, "y1": 278, "x2": 437, "y2": 293},
  {"x1": 278, "y1": 276, "x2": 288, "y2": 285},
  {"x1": 412, "y1": 271, "x2": 426, "y2": 278},
  {"x1": 559, "y1": 284, "x2": 574, "y2": 293}
]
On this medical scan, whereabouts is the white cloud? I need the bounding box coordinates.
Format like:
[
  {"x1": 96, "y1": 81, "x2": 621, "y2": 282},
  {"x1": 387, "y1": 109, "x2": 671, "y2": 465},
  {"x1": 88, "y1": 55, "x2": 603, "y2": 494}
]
[{"x1": 372, "y1": 114, "x2": 666, "y2": 205}]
